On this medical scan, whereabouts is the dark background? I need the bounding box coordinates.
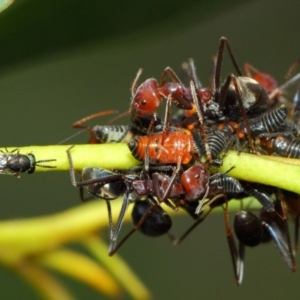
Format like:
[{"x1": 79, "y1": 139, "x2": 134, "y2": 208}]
[{"x1": 0, "y1": 0, "x2": 299, "y2": 299}]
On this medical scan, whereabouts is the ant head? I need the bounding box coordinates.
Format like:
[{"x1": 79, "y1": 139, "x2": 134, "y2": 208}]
[
  {"x1": 180, "y1": 165, "x2": 208, "y2": 202},
  {"x1": 130, "y1": 79, "x2": 162, "y2": 116}
]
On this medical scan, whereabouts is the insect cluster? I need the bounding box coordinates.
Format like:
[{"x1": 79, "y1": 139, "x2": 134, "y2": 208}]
[
  {"x1": 2, "y1": 37, "x2": 299, "y2": 285},
  {"x1": 67, "y1": 37, "x2": 300, "y2": 285}
]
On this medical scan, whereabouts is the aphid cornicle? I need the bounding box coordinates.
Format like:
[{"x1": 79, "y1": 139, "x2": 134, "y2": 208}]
[{"x1": 0, "y1": 149, "x2": 56, "y2": 177}]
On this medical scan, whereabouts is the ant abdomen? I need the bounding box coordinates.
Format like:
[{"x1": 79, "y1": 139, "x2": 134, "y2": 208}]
[
  {"x1": 234, "y1": 210, "x2": 263, "y2": 247},
  {"x1": 132, "y1": 200, "x2": 172, "y2": 237}
]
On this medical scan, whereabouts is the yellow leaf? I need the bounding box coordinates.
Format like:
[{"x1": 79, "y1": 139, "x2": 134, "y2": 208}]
[{"x1": 38, "y1": 248, "x2": 122, "y2": 298}]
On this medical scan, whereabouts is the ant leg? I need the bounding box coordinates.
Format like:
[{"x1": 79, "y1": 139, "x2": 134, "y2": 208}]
[
  {"x1": 295, "y1": 216, "x2": 299, "y2": 253},
  {"x1": 67, "y1": 146, "x2": 123, "y2": 187},
  {"x1": 269, "y1": 73, "x2": 300, "y2": 101},
  {"x1": 108, "y1": 192, "x2": 130, "y2": 256},
  {"x1": 276, "y1": 194, "x2": 296, "y2": 271},
  {"x1": 131, "y1": 68, "x2": 143, "y2": 97},
  {"x1": 244, "y1": 62, "x2": 260, "y2": 78},
  {"x1": 214, "y1": 37, "x2": 242, "y2": 90},
  {"x1": 293, "y1": 83, "x2": 300, "y2": 125},
  {"x1": 108, "y1": 196, "x2": 161, "y2": 256},
  {"x1": 190, "y1": 80, "x2": 213, "y2": 162},
  {"x1": 169, "y1": 207, "x2": 213, "y2": 245},
  {"x1": 72, "y1": 110, "x2": 117, "y2": 143},
  {"x1": 106, "y1": 111, "x2": 130, "y2": 125},
  {"x1": 245, "y1": 188, "x2": 274, "y2": 212},
  {"x1": 182, "y1": 58, "x2": 202, "y2": 89},
  {"x1": 66, "y1": 146, "x2": 120, "y2": 244},
  {"x1": 152, "y1": 144, "x2": 187, "y2": 209},
  {"x1": 285, "y1": 59, "x2": 300, "y2": 79},
  {"x1": 223, "y1": 195, "x2": 244, "y2": 285},
  {"x1": 160, "y1": 66, "x2": 182, "y2": 86},
  {"x1": 162, "y1": 95, "x2": 172, "y2": 133}
]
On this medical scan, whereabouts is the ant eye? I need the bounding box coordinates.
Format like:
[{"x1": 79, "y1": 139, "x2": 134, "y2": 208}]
[
  {"x1": 141, "y1": 99, "x2": 147, "y2": 105},
  {"x1": 195, "y1": 173, "x2": 200, "y2": 179}
]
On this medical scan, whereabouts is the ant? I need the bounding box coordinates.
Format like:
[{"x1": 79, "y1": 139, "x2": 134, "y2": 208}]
[
  {"x1": 129, "y1": 61, "x2": 213, "y2": 134},
  {"x1": 0, "y1": 148, "x2": 56, "y2": 177},
  {"x1": 166, "y1": 180, "x2": 278, "y2": 285},
  {"x1": 232, "y1": 196, "x2": 296, "y2": 284},
  {"x1": 67, "y1": 134, "x2": 215, "y2": 255}
]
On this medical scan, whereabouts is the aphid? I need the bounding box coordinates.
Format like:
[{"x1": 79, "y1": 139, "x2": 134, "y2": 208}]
[
  {"x1": 238, "y1": 105, "x2": 288, "y2": 138},
  {"x1": 128, "y1": 129, "x2": 195, "y2": 165},
  {"x1": 260, "y1": 135, "x2": 300, "y2": 158},
  {"x1": 92, "y1": 125, "x2": 141, "y2": 144},
  {"x1": 0, "y1": 149, "x2": 56, "y2": 177},
  {"x1": 215, "y1": 105, "x2": 288, "y2": 152}
]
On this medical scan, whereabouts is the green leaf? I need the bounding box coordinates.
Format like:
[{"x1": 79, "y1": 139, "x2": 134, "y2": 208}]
[{"x1": 0, "y1": 0, "x2": 249, "y2": 70}]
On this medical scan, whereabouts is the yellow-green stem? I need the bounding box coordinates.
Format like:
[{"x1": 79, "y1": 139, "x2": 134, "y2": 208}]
[{"x1": 2, "y1": 144, "x2": 300, "y2": 194}]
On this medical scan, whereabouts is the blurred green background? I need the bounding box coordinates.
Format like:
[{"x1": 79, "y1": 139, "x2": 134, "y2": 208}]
[{"x1": 0, "y1": 0, "x2": 300, "y2": 299}]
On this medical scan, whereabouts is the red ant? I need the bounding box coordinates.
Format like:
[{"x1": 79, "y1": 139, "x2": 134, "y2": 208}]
[
  {"x1": 129, "y1": 80, "x2": 222, "y2": 165},
  {"x1": 129, "y1": 62, "x2": 213, "y2": 134}
]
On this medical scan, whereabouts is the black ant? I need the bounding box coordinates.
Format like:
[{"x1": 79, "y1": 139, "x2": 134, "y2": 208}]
[
  {"x1": 232, "y1": 196, "x2": 296, "y2": 284},
  {"x1": 66, "y1": 141, "x2": 212, "y2": 255}
]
